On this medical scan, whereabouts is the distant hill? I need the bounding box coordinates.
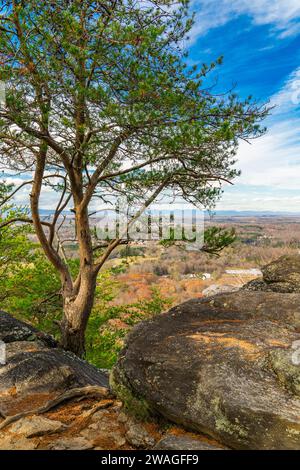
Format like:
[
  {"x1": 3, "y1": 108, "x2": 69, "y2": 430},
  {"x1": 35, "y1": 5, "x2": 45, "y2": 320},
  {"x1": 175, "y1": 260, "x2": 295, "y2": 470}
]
[
  {"x1": 38, "y1": 208, "x2": 300, "y2": 218},
  {"x1": 209, "y1": 210, "x2": 300, "y2": 217}
]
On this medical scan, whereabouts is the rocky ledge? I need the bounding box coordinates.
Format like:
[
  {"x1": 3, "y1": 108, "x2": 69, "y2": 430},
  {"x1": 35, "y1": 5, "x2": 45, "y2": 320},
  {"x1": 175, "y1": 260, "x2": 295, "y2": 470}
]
[
  {"x1": 0, "y1": 318, "x2": 108, "y2": 418},
  {"x1": 0, "y1": 311, "x2": 224, "y2": 450},
  {"x1": 112, "y1": 288, "x2": 300, "y2": 450},
  {"x1": 243, "y1": 255, "x2": 300, "y2": 293},
  {"x1": 2, "y1": 255, "x2": 300, "y2": 450}
]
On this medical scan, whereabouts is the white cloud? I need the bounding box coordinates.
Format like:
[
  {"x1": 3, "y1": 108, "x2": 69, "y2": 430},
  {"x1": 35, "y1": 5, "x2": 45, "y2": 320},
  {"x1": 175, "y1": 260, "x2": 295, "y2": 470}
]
[
  {"x1": 233, "y1": 65, "x2": 300, "y2": 192},
  {"x1": 235, "y1": 119, "x2": 300, "y2": 190},
  {"x1": 215, "y1": 64, "x2": 300, "y2": 211},
  {"x1": 271, "y1": 67, "x2": 300, "y2": 113},
  {"x1": 3, "y1": 65, "x2": 300, "y2": 213},
  {"x1": 216, "y1": 187, "x2": 300, "y2": 212},
  {"x1": 190, "y1": 0, "x2": 300, "y2": 43},
  {"x1": 2, "y1": 175, "x2": 66, "y2": 210}
]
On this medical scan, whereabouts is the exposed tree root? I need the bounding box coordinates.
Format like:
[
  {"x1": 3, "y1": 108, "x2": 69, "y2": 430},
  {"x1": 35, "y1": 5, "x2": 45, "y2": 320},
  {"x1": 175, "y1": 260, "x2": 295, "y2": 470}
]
[
  {"x1": 0, "y1": 385, "x2": 110, "y2": 431},
  {"x1": 81, "y1": 399, "x2": 115, "y2": 419}
]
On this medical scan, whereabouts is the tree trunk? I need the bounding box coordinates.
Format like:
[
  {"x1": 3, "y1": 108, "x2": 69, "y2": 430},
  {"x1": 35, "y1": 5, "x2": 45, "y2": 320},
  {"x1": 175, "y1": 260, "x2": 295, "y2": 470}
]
[
  {"x1": 60, "y1": 316, "x2": 87, "y2": 358},
  {"x1": 60, "y1": 270, "x2": 97, "y2": 357}
]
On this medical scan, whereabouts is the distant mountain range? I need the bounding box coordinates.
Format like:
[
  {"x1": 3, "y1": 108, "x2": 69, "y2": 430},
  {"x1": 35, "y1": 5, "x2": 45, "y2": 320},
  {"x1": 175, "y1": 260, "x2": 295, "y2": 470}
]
[
  {"x1": 207, "y1": 210, "x2": 300, "y2": 217},
  {"x1": 39, "y1": 208, "x2": 300, "y2": 218}
]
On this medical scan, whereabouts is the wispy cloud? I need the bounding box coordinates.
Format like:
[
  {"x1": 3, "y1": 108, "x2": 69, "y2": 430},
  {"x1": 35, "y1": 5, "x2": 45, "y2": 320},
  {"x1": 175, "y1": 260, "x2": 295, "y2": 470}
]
[
  {"x1": 271, "y1": 67, "x2": 300, "y2": 113},
  {"x1": 216, "y1": 184, "x2": 300, "y2": 212},
  {"x1": 190, "y1": 0, "x2": 300, "y2": 43},
  {"x1": 236, "y1": 119, "x2": 300, "y2": 189},
  {"x1": 217, "y1": 64, "x2": 300, "y2": 211},
  {"x1": 233, "y1": 66, "x2": 300, "y2": 191}
]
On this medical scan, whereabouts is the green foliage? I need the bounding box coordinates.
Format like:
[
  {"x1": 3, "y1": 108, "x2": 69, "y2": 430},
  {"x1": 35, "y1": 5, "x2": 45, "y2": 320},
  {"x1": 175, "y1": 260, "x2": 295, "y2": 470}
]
[
  {"x1": 160, "y1": 222, "x2": 236, "y2": 255},
  {"x1": 0, "y1": 182, "x2": 61, "y2": 334},
  {"x1": 2, "y1": 250, "x2": 62, "y2": 336},
  {"x1": 0, "y1": 181, "x2": 170, "y2": 367},
  {"x1": 0, "y1": 182, "x2": 32, "y2": 279},
  {"x1": 86, "y1": 286, "x2": 172, "y2": 369},
  {"x1": 202, "y1": 226, "x2": 237, "y2": 255},
  {"x1": 0, "y1": 217, "x2": 171, "y2": 368}
]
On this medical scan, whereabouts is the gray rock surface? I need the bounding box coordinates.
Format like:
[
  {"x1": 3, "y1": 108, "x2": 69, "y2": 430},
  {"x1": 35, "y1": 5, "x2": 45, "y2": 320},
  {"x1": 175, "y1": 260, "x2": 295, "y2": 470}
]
[
  {"x1": 243, "y1": 255, "x2": 300, "y2": 293},
  {"x1": 202, "y1": 284, "x2": 239, "y2": 297},
  {"x1": 0, "y1": 311, "x2": 231, "y2": 451},
  {"x1": 125, "y1": 419, "x2": 156, "y2": 448},
  {"x1": 0, "y1": 313, "x2": 109, "y2": 416},
  {"x1": 9, "y1": 416, "x2": 66, "y2": 437},
  {"x1": 111, "y1": 291, "x2": 300, "y2": 450},
  {"x1": 154, "y1": 435, "x2": 225, "y2": 450},
  {"x1": 0, "y1": 310, "x2": 57, "y2": 346},
  {"x1": 48, "y1": 437, "x2": 94, "y2": 450}
]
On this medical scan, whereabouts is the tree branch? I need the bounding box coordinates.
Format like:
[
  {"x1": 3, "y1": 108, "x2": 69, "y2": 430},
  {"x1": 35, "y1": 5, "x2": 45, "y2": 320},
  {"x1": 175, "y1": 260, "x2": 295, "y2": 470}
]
[{"x1": 0, "y1": 217, "x2": 51, "y2": 230}]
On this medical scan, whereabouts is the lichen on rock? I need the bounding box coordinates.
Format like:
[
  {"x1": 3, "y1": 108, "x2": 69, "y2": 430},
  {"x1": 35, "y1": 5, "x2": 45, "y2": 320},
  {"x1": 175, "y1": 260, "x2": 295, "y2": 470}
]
[
  {"x1": 111, "y1": 289, "x2": 300, "y2": 449},
  {"x1": 109, "y1": 365, "x2": 153, "y2": 421}
]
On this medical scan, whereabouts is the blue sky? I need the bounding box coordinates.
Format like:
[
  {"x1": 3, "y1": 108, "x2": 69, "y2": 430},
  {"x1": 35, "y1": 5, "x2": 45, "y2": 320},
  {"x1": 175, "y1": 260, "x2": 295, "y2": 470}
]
[
  {"x1": 187, "y1": 0, "x2": 300, "y2": 211},
  {"x1": 4, "y1": 1, "x2": 300, "y2": 213}
]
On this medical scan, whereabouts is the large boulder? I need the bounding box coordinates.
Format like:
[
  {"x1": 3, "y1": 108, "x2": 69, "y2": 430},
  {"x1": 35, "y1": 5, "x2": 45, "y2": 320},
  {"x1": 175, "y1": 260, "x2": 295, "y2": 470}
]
[
  {"x1": 243, "y1": 255, "x2": 300, "y2": 293},
  {"x1": 0, "y1": 312, "x2": 108, "y2": 416},
  {"x1": 111, "y1": 291, "x2": 300, "y2": 450},
  {"x1": 0, "y1": 310, "x2": 57, "y2": 347},
  {"x1": 0, "y1": 311, "x2": 220, "y2": 451}
]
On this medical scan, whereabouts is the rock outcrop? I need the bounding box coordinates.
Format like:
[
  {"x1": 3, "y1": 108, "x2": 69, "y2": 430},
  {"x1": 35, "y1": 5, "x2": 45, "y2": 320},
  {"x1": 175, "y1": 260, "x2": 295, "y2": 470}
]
[
  {"x1": 0, "y1": 310, "x2": 57, "y2": 347},
  {"x1": 4, "y1": 254, "x2": 300, "y2": 450},
  {"x1": 0, "y1": 311, "x2": 108, "y2": 417},
  {"x1": 0, "y1": 311, "x2": 220, "y2": 450},
  {"x1": 111, "y1": 290, "x2": 300, "y2": 450},
  {"x1": 243, "y1": 255, "x2": 300, "y2": 293}
]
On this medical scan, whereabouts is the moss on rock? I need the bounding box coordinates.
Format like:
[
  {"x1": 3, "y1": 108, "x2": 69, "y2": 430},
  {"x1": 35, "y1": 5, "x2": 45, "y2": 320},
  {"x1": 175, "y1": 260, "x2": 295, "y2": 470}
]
[{"x1": 110, "y1": 366, "x2": 153, "y2": 421}]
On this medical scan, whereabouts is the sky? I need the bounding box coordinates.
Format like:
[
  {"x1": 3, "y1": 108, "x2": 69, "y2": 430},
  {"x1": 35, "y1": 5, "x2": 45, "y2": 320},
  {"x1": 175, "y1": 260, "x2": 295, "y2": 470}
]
[
  {"x1": 187, "y1": 0, "x2": 300, "y2": 212},
  {"x1": 2, "y1": 1, "x2": 300, "y2": 213}
]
